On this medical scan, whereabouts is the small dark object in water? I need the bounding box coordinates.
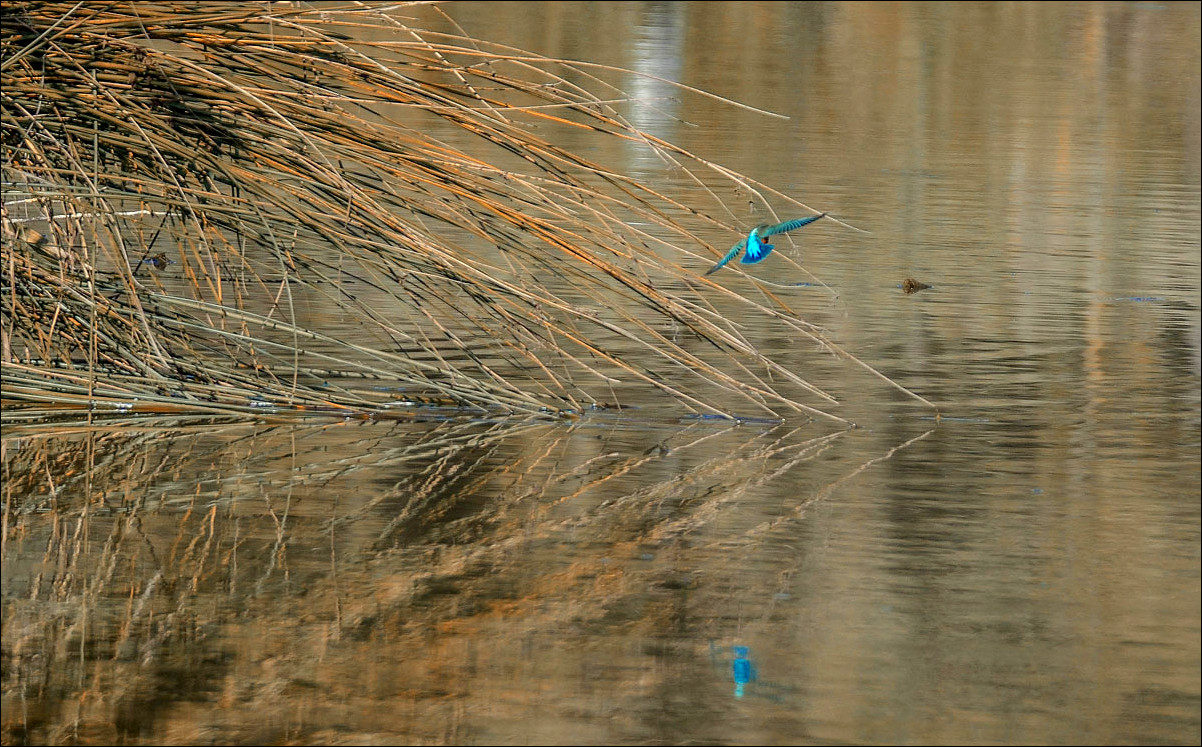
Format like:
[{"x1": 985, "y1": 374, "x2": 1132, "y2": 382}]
[
  {"x1": 143, "y1": 252, "x2": 173, "y2": 270},
  {"x1": 901, "y1": 278, "x2": 930, "y2": 294}
]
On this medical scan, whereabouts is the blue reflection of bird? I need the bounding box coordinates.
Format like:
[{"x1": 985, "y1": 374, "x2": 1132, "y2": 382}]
[
  {"x1": 705, "y1": 213, "x2": 827, "y2": 275},
  {"x1": 732, "y1": 646, "x2": 757, "y2": 698}
]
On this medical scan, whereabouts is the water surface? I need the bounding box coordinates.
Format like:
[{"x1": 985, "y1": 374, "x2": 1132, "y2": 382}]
[{"x1": 3, "y1": 3, "x2": 1199, "y2": 745}]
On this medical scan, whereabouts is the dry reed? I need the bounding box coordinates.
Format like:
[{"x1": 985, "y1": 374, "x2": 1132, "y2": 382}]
[{"x1": 2, "y1": 1, "x2": 932, "y2": 423}]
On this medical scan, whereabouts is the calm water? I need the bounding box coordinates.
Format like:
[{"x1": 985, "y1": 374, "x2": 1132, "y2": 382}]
[{"x1": 3, "y1": 2, "x2": 1199, "y2": 745}]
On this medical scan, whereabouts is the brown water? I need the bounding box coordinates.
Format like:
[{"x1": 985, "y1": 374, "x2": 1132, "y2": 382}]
[{"x1": 3, "y1": 2, "x2": 1199, "y2": 745}]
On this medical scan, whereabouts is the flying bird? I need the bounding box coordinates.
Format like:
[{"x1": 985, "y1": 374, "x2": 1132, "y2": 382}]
[{"x1": 705, "y1": 213, "x2": 827, "y2": 275}]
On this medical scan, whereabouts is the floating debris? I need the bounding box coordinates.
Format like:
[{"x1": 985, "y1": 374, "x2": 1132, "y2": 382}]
[{"x1": 142, "y1": 252, "x2": 173, "y2": 270}]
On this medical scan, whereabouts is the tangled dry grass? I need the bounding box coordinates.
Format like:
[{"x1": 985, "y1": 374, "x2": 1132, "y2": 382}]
[{"x1": 1, "y1": 1, "x2": 930, "y2": 424}]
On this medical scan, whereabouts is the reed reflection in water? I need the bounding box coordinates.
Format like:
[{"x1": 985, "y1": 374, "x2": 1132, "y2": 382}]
[
  {"x1": 2, "y1": 414, "x2": 868, "y2": 744},
  {"x1": 3, "y1": 403, "x2": 1196, "y2": 744}
]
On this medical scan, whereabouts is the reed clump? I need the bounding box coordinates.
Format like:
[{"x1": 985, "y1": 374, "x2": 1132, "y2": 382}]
[{"x1": 1, "y1": 1, "x2": 893, "y2": 423}]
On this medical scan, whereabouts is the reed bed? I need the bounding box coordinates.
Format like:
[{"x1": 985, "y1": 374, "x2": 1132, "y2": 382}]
[{"x1": 1, "y1": 1, "x2": 928, "y2": 422}]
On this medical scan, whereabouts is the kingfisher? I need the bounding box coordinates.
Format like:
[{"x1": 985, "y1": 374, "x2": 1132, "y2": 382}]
[{"x1": 705, "y1": 213, "x2": 827, "y2": 275}]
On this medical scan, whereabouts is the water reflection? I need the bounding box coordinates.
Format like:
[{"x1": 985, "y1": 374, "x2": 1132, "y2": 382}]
[
  {"x1": 622, "y1": 2, "x2": 688, "y2": 176},
  {"x1": 731, "y1": 645, "x2": 754, "y2": 698},
  {"x1": 1, "y1": 413, "x2": 884, "y2": 744}
]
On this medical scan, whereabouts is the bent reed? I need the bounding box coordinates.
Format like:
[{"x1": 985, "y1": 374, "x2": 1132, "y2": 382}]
[{"x1": 2, "y1": 2, "x2": 923, "y2": 423}]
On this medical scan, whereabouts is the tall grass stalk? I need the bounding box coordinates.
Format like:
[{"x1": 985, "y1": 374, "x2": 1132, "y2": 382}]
[{"x1": 2, "y1": 2, "x2": 932, "y2": 422}]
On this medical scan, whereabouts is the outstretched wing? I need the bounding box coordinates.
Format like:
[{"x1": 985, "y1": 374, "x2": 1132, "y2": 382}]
[
  {"x1": 760, "y1": 212, "x2": 827, "y2": 238},
  {"x1": 705, "y1": 239, "x2": 747, "y2": 275}
]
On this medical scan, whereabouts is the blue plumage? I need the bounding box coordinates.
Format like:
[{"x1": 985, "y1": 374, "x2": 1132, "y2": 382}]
[
  {"x1": 705, "y1": 213, "x2": 826, "y2": 275},
  {"x1": 741, "y1": 226, "x2": 772, "y2": 264}
]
